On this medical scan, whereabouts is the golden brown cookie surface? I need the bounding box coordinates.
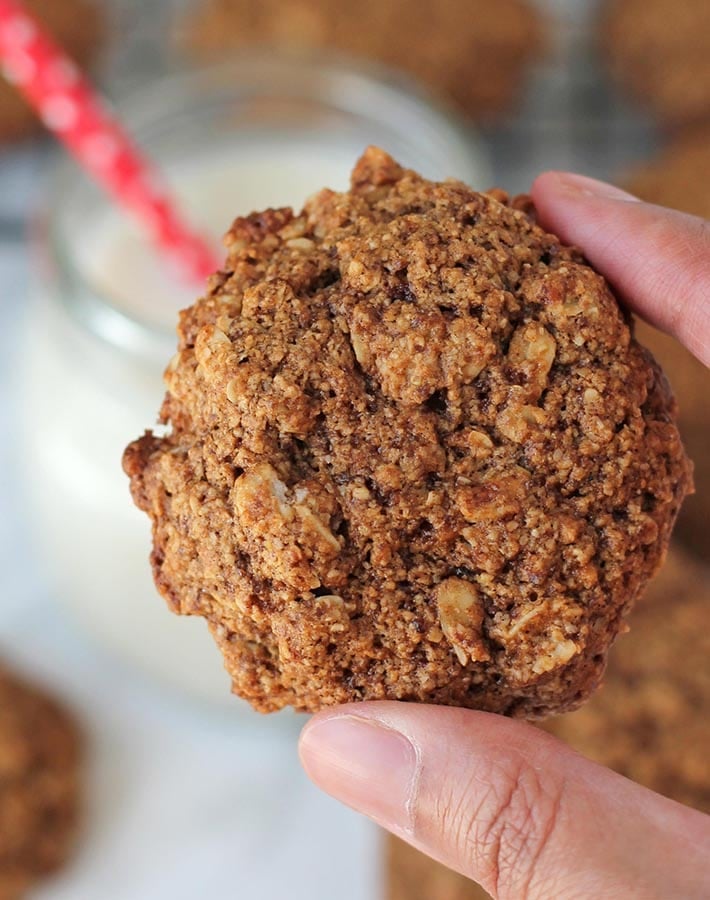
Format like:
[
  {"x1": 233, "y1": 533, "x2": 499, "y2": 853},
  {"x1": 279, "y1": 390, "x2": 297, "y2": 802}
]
[
  {"x1": 602, "y1": 0, "x2": 710, "y2": 128},
  {"x1": 180, "y1": 0, "x2": 543, "y2": 121},
  {"x1": 0, "y1": 0, "x2": 102, "y2": 143},
  {"x1": 545, "y1": 546, "x2": 710, "y2": 813},
  {"x1": 0, "y1": 664, "x2": 81, "y2": 899},
  {"x1": 124, "y1": 148, "x2": 692, "y2": 717}
]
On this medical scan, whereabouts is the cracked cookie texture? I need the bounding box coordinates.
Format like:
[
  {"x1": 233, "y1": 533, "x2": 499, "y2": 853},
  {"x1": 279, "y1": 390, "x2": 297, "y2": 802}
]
[
  {"x1": 385, "y1": 548, "x2": 710, "y2": 900},
  {"x1": 124, "y1": 148, "x2": 692, "y2": 717}
]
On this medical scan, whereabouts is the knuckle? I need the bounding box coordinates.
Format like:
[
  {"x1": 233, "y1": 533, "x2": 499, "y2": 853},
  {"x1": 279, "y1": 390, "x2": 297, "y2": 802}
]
[{"x1": 441, "y1": 752, "x2": 565, "y2": 899}]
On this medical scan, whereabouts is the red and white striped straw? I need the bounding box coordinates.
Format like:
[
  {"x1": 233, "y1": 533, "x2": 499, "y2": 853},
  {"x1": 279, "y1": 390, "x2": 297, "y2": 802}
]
[{"x1": 0, "y1": 0, "x2": 220, "y2": 284}]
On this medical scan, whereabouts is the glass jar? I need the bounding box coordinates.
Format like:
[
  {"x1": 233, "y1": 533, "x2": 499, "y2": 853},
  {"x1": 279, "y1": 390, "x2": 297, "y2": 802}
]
[{"x1": 20, "y1": 54, "x2": 490, "y2": 707}]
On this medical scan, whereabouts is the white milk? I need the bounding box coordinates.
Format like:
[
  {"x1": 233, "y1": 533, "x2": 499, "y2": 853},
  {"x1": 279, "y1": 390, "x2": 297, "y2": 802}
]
[
  {"x1": 22, "y1": 122, "x2": 487, "y2": 707},
  {"x1": 77, "y1": 137, "x2": 359, "y2": 332},
  {"x1": 21, "y1": 138, "x2": 366, "y2": 709}
]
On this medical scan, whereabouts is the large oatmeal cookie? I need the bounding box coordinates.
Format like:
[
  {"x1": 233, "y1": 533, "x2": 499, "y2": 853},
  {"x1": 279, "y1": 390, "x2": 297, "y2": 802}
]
[
  {"x1": 601, "y1": 0, "x2": 710, "y2": 129},
  {"x1": 124, "y1": 148, "x2": 692, "y2": 717}
]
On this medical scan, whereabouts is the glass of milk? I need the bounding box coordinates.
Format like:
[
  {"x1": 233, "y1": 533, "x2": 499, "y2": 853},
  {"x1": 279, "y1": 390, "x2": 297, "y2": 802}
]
[{"x1": 21, "y1": 54, "x2": 491, "y2": 710}]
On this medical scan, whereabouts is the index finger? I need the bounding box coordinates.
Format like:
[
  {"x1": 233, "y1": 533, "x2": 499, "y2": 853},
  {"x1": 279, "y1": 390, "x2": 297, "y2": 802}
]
[{"x1": 531, "y1": 172, "x2": 710, "y2": 368}]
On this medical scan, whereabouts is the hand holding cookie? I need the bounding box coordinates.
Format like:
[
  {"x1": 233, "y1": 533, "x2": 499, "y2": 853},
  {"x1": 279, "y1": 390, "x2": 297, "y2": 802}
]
[{"x1": 299, "y1": 178, "x2": 710, "y2": 900}]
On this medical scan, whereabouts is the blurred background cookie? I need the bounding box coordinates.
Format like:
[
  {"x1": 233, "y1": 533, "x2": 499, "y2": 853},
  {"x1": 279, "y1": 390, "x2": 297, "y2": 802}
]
[
  {"x1": 624, "y1": 131, "x2": 710, "y2": 562},
  {"x1": 602, "y1": 0, "x2": 710, "y2": 129},
  {"x1": 0, "y1": 0, "x2": 102, "y2": 144},
  {"x1": 0, "y1": 663, "x2": 82, "y2": 898},
  {"x1": 626, "y1": 127, "x2": 710, "y2": 219},
  {"x1": 178, "y1": 0, "x2": 544, "y2": 122}
]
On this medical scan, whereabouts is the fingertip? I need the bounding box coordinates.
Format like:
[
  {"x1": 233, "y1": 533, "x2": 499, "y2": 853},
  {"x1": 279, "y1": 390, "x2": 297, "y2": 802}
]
[
  {"x1": 298, "y1": 705, "x2": 349, "y2": 769},
  {"x1": 531, "y1": 171, "x2": 639, "y2": 237},
  {"x1": 297, "y1": 712, "x2": 316, "y2": 764},
  {"x1": 297, "y1": 704, "x2": 419, "y2": 832},
  {"x1": 530, "y1": 171, "x2": 572, "y2": 234},
  {"x1": 530, "y1": 169, "x2": 567, "y2": 202},
  {"x1": 532, "y1": 171, "x2": 640, "y2": 204}
]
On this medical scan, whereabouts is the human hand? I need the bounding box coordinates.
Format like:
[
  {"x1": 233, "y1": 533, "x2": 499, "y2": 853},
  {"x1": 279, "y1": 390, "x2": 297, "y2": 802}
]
[{"x1": 299, "y1": 174, "x2": 710, "y2": 900}]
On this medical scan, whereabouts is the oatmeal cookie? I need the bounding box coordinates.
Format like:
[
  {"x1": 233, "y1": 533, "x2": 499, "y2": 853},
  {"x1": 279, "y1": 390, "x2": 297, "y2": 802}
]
[
  {"x1": 0, "y1": 664, "x2": 81, "y2": 898},
  {"x1": 0, "y1": 0, "x2": 102, "y2": 143},
  {"x1": 545, "y1": 546, "x2": 710, "y2": 812},
  {"x1": 601, "y1": 0, "x2": 710, "y2": 128},
  {"x1": 179, "y1": 0, "x2": 543, "y2": 121},
  {"x1": 624, "y1": 134, "x2": 710, "y2": 561},
  {"x1": 124, "y1": 147, "x2": 692, "y2": 717}
]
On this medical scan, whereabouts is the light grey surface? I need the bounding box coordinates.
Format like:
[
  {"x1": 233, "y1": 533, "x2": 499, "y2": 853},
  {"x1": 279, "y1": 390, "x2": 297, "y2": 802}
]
[{"x1": 0, "y1": 0, "x2": 662, "y2": 897}]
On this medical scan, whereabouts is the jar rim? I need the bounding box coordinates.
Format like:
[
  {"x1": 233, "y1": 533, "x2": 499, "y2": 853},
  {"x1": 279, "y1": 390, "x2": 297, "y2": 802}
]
[{"x1": 40, "y1": 51, "x2": 490, "y2": 360}]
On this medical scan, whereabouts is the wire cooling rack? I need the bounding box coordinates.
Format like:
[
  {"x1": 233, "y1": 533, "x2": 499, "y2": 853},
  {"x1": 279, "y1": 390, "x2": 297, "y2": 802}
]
[{"x1": 484, "y1": 0, "x2": 660, "y2": 193}]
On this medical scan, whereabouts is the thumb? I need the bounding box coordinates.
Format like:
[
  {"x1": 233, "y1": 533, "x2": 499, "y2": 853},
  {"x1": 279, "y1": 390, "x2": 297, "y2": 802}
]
[{"x1": 299, "y1": 702, "x2": 710, "y2": 899}]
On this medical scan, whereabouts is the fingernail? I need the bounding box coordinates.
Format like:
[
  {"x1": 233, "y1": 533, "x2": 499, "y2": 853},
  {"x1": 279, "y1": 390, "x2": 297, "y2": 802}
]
[
  {"x1": 552, "y1": 172, "x2": 640, "y2": 202},
  {"x1": 300, "y1": 714, "x2": 417, "y2": 831}
]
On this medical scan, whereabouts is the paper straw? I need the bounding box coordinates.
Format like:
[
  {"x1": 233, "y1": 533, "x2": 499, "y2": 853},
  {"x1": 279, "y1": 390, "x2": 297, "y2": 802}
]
[{"x1": 0, "y1": 0, "x2": 221, "y2": 283}]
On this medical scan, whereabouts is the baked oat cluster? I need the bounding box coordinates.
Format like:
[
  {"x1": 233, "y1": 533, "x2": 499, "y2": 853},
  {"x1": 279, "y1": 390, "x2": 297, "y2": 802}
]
[
  {"x1": 124, "y1": 148, "x2": 692, "y2": 717},
  {"x1": 0, "y1": 665, "x2": 81, "y2": 898}
]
